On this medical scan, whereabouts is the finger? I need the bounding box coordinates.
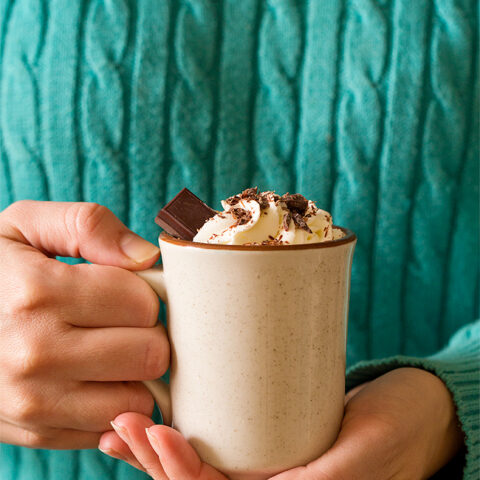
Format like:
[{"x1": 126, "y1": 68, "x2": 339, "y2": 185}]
[
  {"x1": 0, "y1": 200, "x2": 160, "y2": 269},
  {"x1": 65, "y1": 263, "x2": 160, "y2": 327},
  {"x1": 0, "y1": 420, "x2": 102, "y2": 449},
  {"x1": 98, "y1": 430, "x2": 146, "y2": 472},
  {"x1": 66, "y1": 325, "x2": 169, "y2": 381},
  {"x1": 344, "y1": 382, "x2": 370, "y2": 405},
  {"x1": 268, "y1": 415, "x2": 395, "y2": 480},
  {"x1": 99, "y1": 429, "x2": 136, "y2": 461},
  {"x1": 0, "y1": 254, "x2": 160, "y2": 329},
  {"x1": 147, "y1": 425, "x2": 229, "y2": 480},
  {"x1": 111, "y1": 413, "x2": 168, "y2": 480},
  {"x1": 46, "y1": 382, "x2": 154, "y2": 432}
]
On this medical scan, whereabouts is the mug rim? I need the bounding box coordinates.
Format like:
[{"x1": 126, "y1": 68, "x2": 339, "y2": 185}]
[{"x1": 159, "y1": 226, "x2": 356, "y2": 251}]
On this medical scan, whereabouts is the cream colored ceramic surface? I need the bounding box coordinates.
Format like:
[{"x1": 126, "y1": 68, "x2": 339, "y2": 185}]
[{"x1": 137, "y1": 235, "x2": 356, "y2": 480}]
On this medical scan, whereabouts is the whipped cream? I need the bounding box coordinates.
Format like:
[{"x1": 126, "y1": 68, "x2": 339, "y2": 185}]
[{"x1": 193, "y1": 188, "x2": 341, "y2": 245}]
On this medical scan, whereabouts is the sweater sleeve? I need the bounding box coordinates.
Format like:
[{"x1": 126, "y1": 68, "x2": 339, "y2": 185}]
[{"x1": 345, "y1": 321, "x2": 480, "y2": 480}]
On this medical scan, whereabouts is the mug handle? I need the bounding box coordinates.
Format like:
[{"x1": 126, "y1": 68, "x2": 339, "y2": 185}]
[{"x1": 135, "y1": 266, "x2": 172, "y2": 426}]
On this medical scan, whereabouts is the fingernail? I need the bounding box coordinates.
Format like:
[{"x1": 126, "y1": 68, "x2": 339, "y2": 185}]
[
  {"x1": 99, "y1": 447, "x2": 145, "y2": 472},
  {"x1": 145, "y1": 427, "x2": 158, "y2": 447},
  {"x1": 120, "y1": 233, "x2": 160, "y2": 263},
  {"x1": 110, "y1": 421, "x2": 130, "y2": 442},
  {"x1": 99, "y1": 446, "x2": 127, "y2": 461}
]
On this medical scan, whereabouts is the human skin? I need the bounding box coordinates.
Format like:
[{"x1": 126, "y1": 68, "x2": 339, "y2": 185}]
[
  {"x1": 100, "y1": 368, "x2": 465, "y2": 480},
  {"x1": 0, "y1": 201, "x2": 169, "y2": 449}
]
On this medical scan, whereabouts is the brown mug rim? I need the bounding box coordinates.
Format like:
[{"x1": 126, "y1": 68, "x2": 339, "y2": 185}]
[{"x1": 159, "y1": 226, "x2": 356, "y2": 251}]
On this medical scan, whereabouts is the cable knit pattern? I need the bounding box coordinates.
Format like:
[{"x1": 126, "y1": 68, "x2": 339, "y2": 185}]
[
  {"x1": 334, "y1": 0, "x2": 389, "y2": 363},
  {"x1": 369, "y1": 0, "x2": 432, "y2": 358},
  {"x1": 81, "y1": 0, "x2": 130, "y2": 223},
  {"x1": 404, "y1": 0, "x2": 476, "y2": 355},
  {"x1": 41, "y1": 1, "x2": 83, "y2": 202},
  {"x1": 253, "y1": 0, "x2": 303, "y2": 194},
  {"x1": 438, "y1": 0, "x2": 479, "y2": 344},
  {"x1": 1, "y1": 0, "x2": 48, "y2": 201},
  {"x1": 212, "y1": 0, "x2": 260, "y2": 207},
  {"x1": 167, "y1": 0, "x2": 220, "y2": 205},
  {"x1": 0, "y1": 0, "x2": 14, "y2": 209},
  {"x1": 443, "y1": 77, "x2": 479, "y2": 338},
  {"x1": 295, "y1": 0, "x2": 344, "y2": 207},
  {"x1": 0, "y1": 1, "x2": 478, "y2": 478},
  {"x1": 127, "y1": 0, "x2": 171, "y2": 244}
]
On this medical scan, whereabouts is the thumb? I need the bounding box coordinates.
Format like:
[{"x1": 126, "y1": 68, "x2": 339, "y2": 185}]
[
  {"x1": 0, "y1": 200, "x2": 160, "y2": 269},
  {"x1": 269, "y1": 416, "x2": 395, "y2": 480}
]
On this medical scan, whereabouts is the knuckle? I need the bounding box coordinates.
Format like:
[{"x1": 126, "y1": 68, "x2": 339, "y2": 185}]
[
  {"x1": 11, "y1": 391, "x2": 43, "y2": 426},
  {"x1": 368, "y1": 414, "x2": 398, "y2": 438},
  {"x1": 13, "y1": 337, "x2": 49, "y2": 379},
  {"x1": 3, "y1": 200, "x2": 32, "y2": 219},
  {"x1": 140, "y1": 459, "x2": 161, "y2": 473},
  {"x1": 139, "y1": 282, "x2": 160, "y2": 327},
  {"x1": 143, "y1": 331, "x2": 169, "y2": 379},
  {"x1": 0, "y1": 200, "x2": 33, "y2": 236},
  {"x1": 126, "y1": 382, "x2": 154, "y2": 415},
  {"x1": 113, "y1": 268, "x2": 160, "y2": 327},
  {"x1": 22, "y1": 429, "x2": 48, "y2": 448},
  {"x1": 362, "y1": 413, "x2": 401, "y2": 451},
  {"x1": 70, "y1": 202, "x2": 110, "y2": 241},
  {"x1": 10, "y1": 273, "x2": 50, "y2": 315}
]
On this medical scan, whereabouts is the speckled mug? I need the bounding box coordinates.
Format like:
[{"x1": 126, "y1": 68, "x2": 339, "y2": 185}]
[{"x1": 137, "y1": 229, "x2": 356, "y2": 480}]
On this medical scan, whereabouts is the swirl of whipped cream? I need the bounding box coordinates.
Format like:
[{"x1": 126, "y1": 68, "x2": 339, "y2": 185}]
[{"x1": 193, "y1": 189, "x2": 340, "y2": 245}]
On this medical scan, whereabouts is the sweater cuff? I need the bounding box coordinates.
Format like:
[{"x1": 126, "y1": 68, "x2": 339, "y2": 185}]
[{"x1": 345, "y1": 321, "x2": 480, "y2": 480}]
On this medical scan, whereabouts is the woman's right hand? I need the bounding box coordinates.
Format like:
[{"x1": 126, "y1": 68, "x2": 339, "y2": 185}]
[{"x1": 0, "y1": 201, "x2": 169, "y2": 449}]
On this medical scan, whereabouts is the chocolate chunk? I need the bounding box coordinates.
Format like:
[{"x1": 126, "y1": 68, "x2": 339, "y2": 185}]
[
  {"x1": 281, "y1": 193, "x2": 308, "y2": 215},
  {"x1": 155, "y1": 188, "x2": 217, "y2": 240}
]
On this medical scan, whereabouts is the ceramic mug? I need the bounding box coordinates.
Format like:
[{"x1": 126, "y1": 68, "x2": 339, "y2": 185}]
[{"x1": 136, "y1": 229, "x2": 356, "y2": 480}]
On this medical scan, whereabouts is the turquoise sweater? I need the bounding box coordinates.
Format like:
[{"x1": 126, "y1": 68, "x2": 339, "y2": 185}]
[{"x1": 0, "y1": 1, "x2": 478, "y2": 479}]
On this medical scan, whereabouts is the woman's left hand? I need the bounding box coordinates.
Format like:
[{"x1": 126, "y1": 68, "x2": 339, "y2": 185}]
[{"x1": 98, "y1": 367, "x2": 464, "y2": 480}]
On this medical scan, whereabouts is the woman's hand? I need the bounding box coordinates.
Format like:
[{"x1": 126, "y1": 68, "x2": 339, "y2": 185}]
[
  {"x1": 0, "y1": 201, "x2": 169, "y2": 449},
  {"x1": 100, "y1": 367, "x2": 464, "y2": 480}
]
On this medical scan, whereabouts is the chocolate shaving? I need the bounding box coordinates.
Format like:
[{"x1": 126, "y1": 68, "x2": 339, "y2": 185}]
[
  {"x1": 283, "y1": 212, "x2": 292, "y2": 231},
  {"x1": 223, "y1": 188, "x2": 319, "y2": 239},
  {"x1": 244, "y1": 238, "x2": 284, "y2": 246},
  {"x1": 292, "y1": 212, "x2": 312, "y2": 233},
  {"x1": 257, "y1": 194, "x2": 269, "y2": 210},
  {"x1": 224, "y1": 196, "x2": 240, "y2": 206},
  {"x1": 225, "y1": 187, "x2": 275, "y2": 211},
  {"x1": 240, "y1": 187, "x2": 259, "y2": 199},
  {"x1": 263, "y1": 191, "x2": 280, "y2": 204},
  {"x1": 230, "y1": 207, "x2": 252, "y2": 225}
]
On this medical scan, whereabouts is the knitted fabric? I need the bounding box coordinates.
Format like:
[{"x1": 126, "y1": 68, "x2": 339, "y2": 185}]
[{"x1": 0, "y1": 1, "x2": 478, "y2": 478}]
